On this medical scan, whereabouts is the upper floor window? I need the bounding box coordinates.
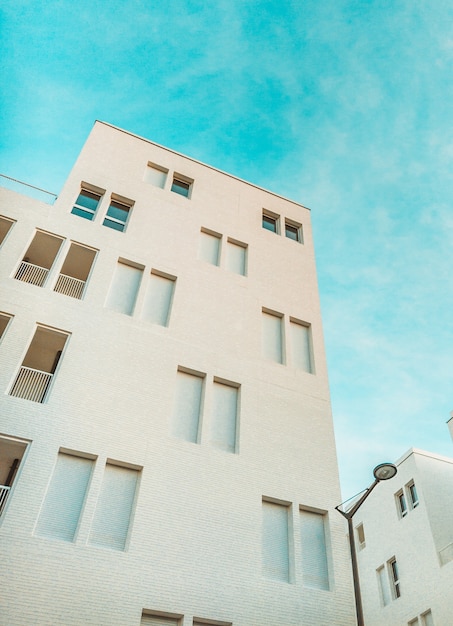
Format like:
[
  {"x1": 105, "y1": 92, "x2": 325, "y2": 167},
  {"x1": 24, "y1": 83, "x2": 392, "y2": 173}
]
[
  {"x1": 102, "y1": 198, "x2": 133, "y2": 232},
  {"x1": 408, "y1": 481, "x2": 419, "y2": 508},
  {"x1": 0, "y1": 216, "x2": 15, "y2": 247},
  {"x1": 285, "y1": 219, "x2": 303, "y2": 243},
  {"x1": 71, "y1": 188, "x2": 102, "y2": 221},
  {"x1": 389, "y1": 557, "x2": 401, "y2": 599},
  {"x1": 0, "y1": 313, "x2": 13, "y2": 342},
  {"x1": 171, "y1": 175, "x2": 192, "y2": 198},
  {"x1": 262, "y1": 210, "x2": 279, "y2": 234},
  {"x1": 396, "y1": 490, "x2": 408, "y2": 518},
  {"x1": 54, "y1": 243, "x2": 97, "y2": 300},
  {"x1": 14, "y1": 230, "x2": 64, "y2": 288},
  {"x1": 144, "y1": 162, "x2": 168, "y2": 189},
  {"x1": 0, "y1": 435, "x2": 28, "y2": 518}
]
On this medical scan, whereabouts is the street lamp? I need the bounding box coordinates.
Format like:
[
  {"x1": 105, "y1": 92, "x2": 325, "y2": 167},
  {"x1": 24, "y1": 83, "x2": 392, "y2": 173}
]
[{"x1": 336, "y1": 462, "x2": 398, "y2": 626}]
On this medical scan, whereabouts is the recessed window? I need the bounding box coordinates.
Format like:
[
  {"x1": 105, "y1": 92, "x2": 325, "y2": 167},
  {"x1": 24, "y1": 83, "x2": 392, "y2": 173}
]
[
  {"x1": 141, "y1": 612, "x2": 182, "y2": 626},
  {"x1": 356, "y1": 523, "x2": 366, "y2": 548},
  {"x1": 0, "y1": 216, "x2": 15, "y2": 247},
  {"x1": 377, "y1": 565, "x2": 391, "y2": 606},
  {"x1": 262, "y1": 211, "x2": 279, "y2": 233},
  {"x1": 102, "y1": 199, "x2": 132, "y2": 232},
  {"x1": 262, "y1": 499, "x2": 291, "y2": 582},
  {"x1": 396, "y1": 490, "x2": 408, "y2": 518},
  {"x1": 226, "y1": 238, "x2": 247, "y2": 276},
  {"x1": 0, "y1": 313, "x2": 13, "y2": 341},
  {"x1": 71, "y1": 188, "x2": 102, "y2": 221},
  {"x1": 54, "y1": 243, "x2": 97, "y2": 300},
  {"x1": 0, "y1": 435, "x2": 28, "y2": 517},
  {"x1": 105, "y1": 260, "x2": 143, "y2": 316},
  {"x1": 171, "y1": 175, "x2": 192, "y2": 198},
  {"x1": 14, "y1": 230, "x2": 64, "y2": 287},
  {"x1": 300, "y1": 508, "x2": 330, "y2": 590},
  {"x1": 262, "y1": 309, "x2": 284, "y2": 364},
  {"x1": 408, "y1": 481, "x2": 419, "y2": 508},
  {"x1": 421, "y1": 610, "x2": 434, "y2": 626},
  {"x1": 389, "y1": 557, "x2": 401, "y2": 599},
  {"x1": 285, "y1": 220, "x2": 303, "y2": 243},
  {"x1": 144, "y1": 162, "x2": 168, "y2": 189},
  {"x1": 199, "y1": 229, "x2": 221, "y2": 266},
  {"x1": 172, "y1": 368, "x2": 204, "y2": 443}
]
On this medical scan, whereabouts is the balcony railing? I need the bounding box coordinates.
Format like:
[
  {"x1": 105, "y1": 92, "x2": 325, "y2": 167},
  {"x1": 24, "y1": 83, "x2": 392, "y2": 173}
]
[
  {"x1": 14, "y1": 261, "x2": 49, "y2": 287},
  {"x1": 0, "y1": 485, "x2": 10, "y2": 514},
  {"x1": 439, "y1": 542, "x2": 453, "y2": 565},
  {"x1": 9, "y1": 366, "x2": 53, "y2": 403},
  {"x1": 54, "y1": 273, "x2": 86, "y2": 299}
]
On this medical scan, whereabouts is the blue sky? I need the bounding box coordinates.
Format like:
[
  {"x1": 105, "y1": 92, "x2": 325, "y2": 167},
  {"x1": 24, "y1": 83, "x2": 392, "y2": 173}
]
[{"x1": 1, "y1": 0, "x2": 453, "y2": 497}]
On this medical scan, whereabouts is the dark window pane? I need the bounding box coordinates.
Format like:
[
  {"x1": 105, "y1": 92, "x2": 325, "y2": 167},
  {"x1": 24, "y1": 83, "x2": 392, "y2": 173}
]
[
  {"x1": 75, "y1": 191, "x2": 100, "y2": 212},
  {"x1": 262, "y1": 215, "x2": 277, "y2": 232},
  {"x1": 171, "y1": 179, "x2": 190, "y2": 197},
  {"x1": 285, "y1": 224, "x2": 299, "y2": 241},
  {"x1": 102, "y1": 218, "x2": 125, "y2": 232},
  {"x1": 106, "y1": 202, "x2": 129, "y2": 222},
  {"x1": 71, "y1": 206, "x2": 95, "y2": 221}
]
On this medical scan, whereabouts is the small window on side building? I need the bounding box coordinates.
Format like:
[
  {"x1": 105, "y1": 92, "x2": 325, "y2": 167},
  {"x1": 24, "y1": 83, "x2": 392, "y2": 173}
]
[
  {"x1": 102, "y1": 198, "x2": 133, "y2": 232},
  {"x1": 408, "y1": 481, "x2": 419, "y2": 508},
  {"x1": 285, "y1": 220, "x2": 303, "y2": 243},
  {"x1": 396, "y1": 490, "x2": 408, "y2": 518},
  {"x1": 71, "y1": 188, "x2": 103, "y2": 221},
  {"x1": 171, "y1": 175, "x2": 192, "y2": 198},
  {"x1": 388, "y1": 557, "x2": 401, "y2": 599},
  {"x1": 356, "y1": 522, "x2": 365, "y2": 548},
  {"x1": 144, "y1": 162, "x2": 168, "y2": 189},
  {"x1": 262, "y1": 211, "x2": 279, "y2": 234}
]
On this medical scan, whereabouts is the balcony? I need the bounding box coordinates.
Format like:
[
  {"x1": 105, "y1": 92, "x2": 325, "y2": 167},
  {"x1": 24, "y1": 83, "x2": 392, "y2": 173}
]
[
  {"x1": 14, "y1": 261, "x2": 49, "y2": 287},
  {"x1": 9, "y1": 366, "x2": 53, "y2": 403},
  {"x1": 53, "y1": 243, "x2": 97, "y2": 300},
  {"x1": 14, "y1": 230, "x2": 64, "y2": 287},
  {"x1": 0, "y1": 436, "x2": 28, "y2": 517},
  {"x1": 54, "y1": 274, "x2": 86, "y2": 299},
  {"x1": 0, "y1": 485, "x2": 11, "y2": 515}
]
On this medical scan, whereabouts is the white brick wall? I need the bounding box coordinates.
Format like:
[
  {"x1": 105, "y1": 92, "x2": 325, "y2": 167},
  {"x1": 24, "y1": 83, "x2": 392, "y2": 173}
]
[{"x1": 0, "y1": 123, "x2": 355, "y2": 625}]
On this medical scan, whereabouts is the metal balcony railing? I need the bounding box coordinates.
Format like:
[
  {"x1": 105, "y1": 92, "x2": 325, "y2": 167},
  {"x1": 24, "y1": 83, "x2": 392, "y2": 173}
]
[
  {"x1": 0, "y1": 485, "x2": 10, "y2": 514},
  {"x1": 439, "y1": 542, "x2": 453, "y2": 565},
  {"x1": 14, "y1": 261, "x2": 49, "y2": 287},
  {"x1": 54, "y1": 273, "x2": 86, "y2": 299},
  {"x1": 9, "y1": 366, "x2": 53, "y2": 403}
]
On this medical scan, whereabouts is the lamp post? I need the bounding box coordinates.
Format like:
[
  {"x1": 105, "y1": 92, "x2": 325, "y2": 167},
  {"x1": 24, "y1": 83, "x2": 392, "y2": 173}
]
[{"x1": 336, "y1": 462, "x2": 398, "y2": 626}]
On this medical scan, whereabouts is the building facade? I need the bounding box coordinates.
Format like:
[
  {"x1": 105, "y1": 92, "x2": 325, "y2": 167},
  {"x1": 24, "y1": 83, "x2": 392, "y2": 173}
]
[
  {"x1": 353, "y1": 448, "x2": 453, "y2": 626},
  {"x1": 0, "y1": 121, "x2": 355, "y2": 625}
]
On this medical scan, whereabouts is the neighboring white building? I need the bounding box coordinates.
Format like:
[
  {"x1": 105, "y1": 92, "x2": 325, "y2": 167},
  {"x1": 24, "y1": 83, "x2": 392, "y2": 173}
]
[
  {"x1": 353, "y1": 448, "x2": 453, "y2": 626},
  {"x1": 0, "y1": 122, "x2": 355, "y2": 626}
]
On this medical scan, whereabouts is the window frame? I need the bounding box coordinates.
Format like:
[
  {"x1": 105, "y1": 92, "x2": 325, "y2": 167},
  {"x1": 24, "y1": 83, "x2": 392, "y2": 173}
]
[
  {"x1": 171, "y1": 174, "x2": 193, "y2": 199},
  {"x1": 388, "y1": 557, "x2": 401, "y2": 599},
  {"x1": 262, "y1": 210, "x2": 280, "y2": 234},
  {"x1": 102, "y1": 198, "x2": 133, "y2": 233},
  {"x1": 408, "y1": 481, "x2": 419, "y2": 509},
  {"x1": 71, "y1": 188, "x2": 103, "y2": 221},
  {"x1": 285, "y1": 219, "x2": 303, "y2": 243},
  {"x1": 396, "y1": 490, "x2": 408, "y2": 518}
]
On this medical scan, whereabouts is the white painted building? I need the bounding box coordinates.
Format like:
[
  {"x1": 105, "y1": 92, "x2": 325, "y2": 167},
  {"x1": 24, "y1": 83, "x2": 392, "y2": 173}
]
[
  {"x1": 0, "y1": 121, "x2": 355, "y2": 626},
  {"x1": 352, "y1": 448, "x2": 453, "y2": 626}
]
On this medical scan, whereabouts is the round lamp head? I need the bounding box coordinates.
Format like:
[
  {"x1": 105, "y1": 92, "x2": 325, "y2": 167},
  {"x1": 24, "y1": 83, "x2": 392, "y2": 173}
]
[{"x1": 373, "y1": 462, "x2": 397, "y2": 481}]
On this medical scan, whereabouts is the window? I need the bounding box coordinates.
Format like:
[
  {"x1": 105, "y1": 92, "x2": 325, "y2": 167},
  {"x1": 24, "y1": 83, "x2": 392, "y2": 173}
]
[
  {"x1": 193, "y1": 621, "x2": 232, "y2": 626},
  {"x1": 105, "y1": 259, "x2": 143, "y2": 315},
  {"x1": 226, "y1": 238, "x2": 247, "y2": 276},
  {"x1": 396, "y1": 490, "x2": 408, "y2": 518},
  {"x1": 389, "y1": 557, "x2": 401, "y2": 599},
  {"x1": 210, "y1": 379, "x2": 239, "y2": 453},
  {"x1": 262, "y1": 499, "x2": 291, "y2": 582},
  {"x1": 89, "y1": 462, "x2": 140, "y2": 551},
  {"x1": 54, "y1": 243, "x2": 97, "y2": 299},
  {"x1": 102, "y1": 198, "x2": 133, "y2": 232},
  {"x1": 0, "y1": 435, "x2": 28, "y2": 517},
  {"x1": 0, "y1": 216, "x2": 15, "y2": 247},
  {"x1": 35, "y1": 451, "x2": 94, "y2": 541},
  {"x1": 408, "y1": 481, "x2": 419, "y2": 508},
  {"x1": 285, "y1": 220, "x2": 303, "y2": 243},
  {"x1": 14, "y1": 230, "x2": 64, "y2": 287},
  {"x1": 356, "y1": 523, "x2": 365, "y2": 548},
  {"x1": 262, "y1": 211, "x2": 279, "y2": 233},
  {"x1": 171, "y1": 369, "x2": 204, "y2": 443},
  {"x1": 141, "y1": 613, "x2": 182, "y2": 626},
  {"x1": 171, "y1": 175, "x2": 192, "y2": 198},
  {"x1": 9, "y1": 325, "x2": 69, "y2": 403},
  {"x1": 0, "y1": 313, "x2": 13, "y2": 341},
  {"x1": 421, "y1": 610, "x2": 434, "y2": 626},
  {"x1": 144, "y1": 162, "x2": 168, "y2": 188},
  {"x1": 377, "y1": 565, "x2": 391, "y2": 606},
  {"x1": 300, "y1": 509, "x2": 330, "y2": 590},
  {"x1": 199, "y1": 229, "x2": 221, "y2": 266},
  {"x1": 290, "y1": 319, "x2": 313, "y2": 373},
  {"x1": 141, "y1": 271, "x2": 176, "y2": 326},
  {"x1": 71, "y1": 188, "x2": 102, "y2": 220},
  {"x1": 408, "y1": 619, "x2": 419, "y2": 626},
  {"x1": 262, "y1": 309, "x2": 284, "y2": 364}
]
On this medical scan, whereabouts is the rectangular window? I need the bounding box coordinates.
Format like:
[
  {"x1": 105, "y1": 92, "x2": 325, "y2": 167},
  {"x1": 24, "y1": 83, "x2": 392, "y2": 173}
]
[
  {"x1": 408, "y1": 619, "x2": 419, "y2": 626},
  {"x1": 102, "y1": 198, "x2": 133, "y2": 232},
  {"x1": 35, "y1": 451, "x2": 94, "y2": 541},
  {"x1": 0, "y1": 313, "x2": 13, "y2": 341},
  {"x1": 193, "y1": 621, "x2": 232, "y2": 626},
  {"x1": 105, "y1": 260, "x2": 143, "y2": 315},
  {"x1": 171, "y1": 175, "x2": 192, "y2": 198},
  {"x1": 171, "y1": 369, "x2": 204, "y2": 443},
  {"x1": 290, "y1": 319, "x2": 313, "y2": 373},
  {"x1": 300, "y1": 509, "x2": 330, "y2": 590},
  {"x1": 9, "y1": 325, "x2": 69, "y2": 403},
  {"x1": 14, "y1": 230, "x2": 64, "y2": 287},
  {"x1": 285, "y1": 220, "x2": 303, "y2": 243},
  {"x1": 389, "y1": 557, "x2": 401, "y2": 599},
  {"x1": 262, "y1": 309, "x2": 284, "y2": 364},
  {"x1": 0, "y1": 435, "x2": 28, "y2": 516},
  {"x1": 144, "y1": 162, "x2": 168, "y2": 188},
  {"x1": 396, "y1": 490, "x2": 408, "y2": 518},
  {"x1": 0, "y1": 216, "x2": 15, "y2": 246},
  {"x1": 377, "y1": 565, "x2": 391, "y2": 606},
  {"x1": 199, "y1": 229, "x2": 221, "y2": 266},
  {"x1": 262, "y1": 210, "x2": 279, "y2": 233},
  {"x1": 356, "y1": 522, "x2": 366, "y2": 548},
  {"x1": 210, "y1": 379, "x2": 239, "y2": 453},
  {"x1": 421, "y1": 610, "x2": 434, "y2": 626},
  {"x1": 141, "y1": 271, "x2": 176, "y2": 326},
  {"x1": 408, "y1": 481, "x2": 419, "y2": 508},
  {"x1": 141, "y1": 613, "x2": 182, "y2": 626},
  {"x1": 89, "y1": 462, "x2": 140, "y2": 551},
  {"x1": 71, "y1": 188, "x2": 102, "y2": 220},
  {"x1": 226, "y1": 238, "x2": 247, "y2": 276},
  {"x1": 262, "y1": 499, "x2": 290, "y2": 582},
  {"x1": 54, "y1": 242, "x2": 97, "y2": 300}
]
